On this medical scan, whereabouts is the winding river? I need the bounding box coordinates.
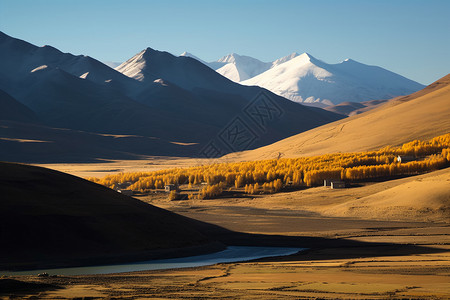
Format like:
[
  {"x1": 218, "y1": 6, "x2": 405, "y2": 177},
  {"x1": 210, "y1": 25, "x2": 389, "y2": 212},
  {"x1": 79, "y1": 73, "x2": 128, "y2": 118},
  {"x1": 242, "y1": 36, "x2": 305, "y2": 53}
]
[{"x1": 1, "y1": 246, "x2": 305, "y2": 276}]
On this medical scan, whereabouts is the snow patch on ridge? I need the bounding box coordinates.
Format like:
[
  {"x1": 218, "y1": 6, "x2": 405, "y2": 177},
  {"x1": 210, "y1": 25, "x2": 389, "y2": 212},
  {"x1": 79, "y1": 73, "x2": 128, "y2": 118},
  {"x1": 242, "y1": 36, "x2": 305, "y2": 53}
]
[
  {"x1": 31, "y1": 65, "x2": 48, "y2": 73},
  {"x1": 153, "y1": 78, "x2": 168, "y2": 86}
]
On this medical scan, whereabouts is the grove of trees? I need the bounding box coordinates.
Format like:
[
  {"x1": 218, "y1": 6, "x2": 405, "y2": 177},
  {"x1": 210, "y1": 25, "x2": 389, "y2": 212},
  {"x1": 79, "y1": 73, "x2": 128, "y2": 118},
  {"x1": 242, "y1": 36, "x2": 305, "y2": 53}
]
[{"x1": 87, "y1": 133, "x2": 450, "y2": 199}]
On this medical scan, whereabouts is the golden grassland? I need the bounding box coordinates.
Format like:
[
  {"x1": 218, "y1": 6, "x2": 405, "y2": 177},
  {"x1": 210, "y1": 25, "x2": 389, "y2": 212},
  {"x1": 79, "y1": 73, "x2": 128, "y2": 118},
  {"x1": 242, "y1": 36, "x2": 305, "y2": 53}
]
[
  {"x1": 34, "y1": 157, "x2": 214, "y2": 179},
  {"x1": 228, "y1": 74, "x2": 450, "y2": 161},
  {"x1": 87, "y1": 133, "x2": 450, "y2": 199}
]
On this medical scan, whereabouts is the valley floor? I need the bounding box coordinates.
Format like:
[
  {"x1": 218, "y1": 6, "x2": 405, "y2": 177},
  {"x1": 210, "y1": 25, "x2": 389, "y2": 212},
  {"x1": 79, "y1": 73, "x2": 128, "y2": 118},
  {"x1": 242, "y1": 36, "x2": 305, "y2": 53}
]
[
  {"x1": 2, "y1": 166, "x2": 450, "y2": 299},
  {"x1": 4, "y1": 222, "x2": 449, "y2": 299},
  {"x1": 34, "y1": 156, "x2": 215, "y2": 178}
]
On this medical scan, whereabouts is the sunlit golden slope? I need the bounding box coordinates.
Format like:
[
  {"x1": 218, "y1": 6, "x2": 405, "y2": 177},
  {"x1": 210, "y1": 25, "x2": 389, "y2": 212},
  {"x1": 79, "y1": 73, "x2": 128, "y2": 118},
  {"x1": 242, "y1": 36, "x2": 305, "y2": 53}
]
[
  {"x1": 228, "y1": 74, "x2": 450, "y2": 161},
  {"x1": 320, "y1": 167, "x2": 450, "y2": 222}
]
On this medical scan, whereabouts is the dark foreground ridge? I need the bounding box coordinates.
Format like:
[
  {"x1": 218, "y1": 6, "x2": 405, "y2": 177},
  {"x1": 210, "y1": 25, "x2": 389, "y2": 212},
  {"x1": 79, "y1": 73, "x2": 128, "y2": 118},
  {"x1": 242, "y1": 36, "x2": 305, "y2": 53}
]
[
  {"x1": 0, "y1": 278, "x2": 61, "y2": 295},
  {"x1": 0, "y1": 162, "x2": 445, "y2": 272},
  {"x1": 0, "y1": 162, "x2": 225, "y2": 270}
]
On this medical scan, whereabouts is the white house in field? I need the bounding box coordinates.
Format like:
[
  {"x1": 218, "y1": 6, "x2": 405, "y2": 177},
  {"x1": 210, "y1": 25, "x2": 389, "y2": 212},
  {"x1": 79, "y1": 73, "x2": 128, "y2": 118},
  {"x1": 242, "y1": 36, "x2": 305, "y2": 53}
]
[
  {"x1": 165, "y1": 184, "x2": 177, "y2": 192},
  {"x1": 330, "y1": 181, "x2": 345, "y2": 189},
  {"x1": 117, "y1": 189, "x2": 133, "y2": 196},
  {"x1": 324, "y1": 179, "x2": 346, "y2": 189},
  {"x1": 397, "y1": 155, "x2": 415, "y2": 163}
]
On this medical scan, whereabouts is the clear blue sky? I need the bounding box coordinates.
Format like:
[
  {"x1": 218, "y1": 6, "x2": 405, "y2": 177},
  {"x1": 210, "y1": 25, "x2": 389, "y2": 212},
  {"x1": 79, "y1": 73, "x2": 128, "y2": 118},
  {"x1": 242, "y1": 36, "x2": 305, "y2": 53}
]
[{"x1": 1, "y1": 0, "x2": 449, "y2": 85}]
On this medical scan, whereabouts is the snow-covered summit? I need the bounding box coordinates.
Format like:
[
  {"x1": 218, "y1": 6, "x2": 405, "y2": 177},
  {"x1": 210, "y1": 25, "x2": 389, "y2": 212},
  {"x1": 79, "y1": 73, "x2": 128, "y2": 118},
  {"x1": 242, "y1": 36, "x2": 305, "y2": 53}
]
[
  {"x1": 115, "y1": 48, "x2": 151, "y2": 81},
  {"x1": 134, "y1": 46, "x2": 424, "y2": 106},
  {"x1": 117, "y1": 47, "x2": 240, "y2": 93},
  {"x1": 241, "y1": 53, "x2": 425, "y2": 105},
  {"x1": 214, "y1": 53, "x2": 271, "y2": 82},
  {"x1": 179, "y1": 51, "x2": 207, "y2": 64},
  {"x1": 178, "y1": 51, "x2": 299, "y2": 83},
  {"x1": 272, "y1": 52, "x2": 299, "y2": 67}
]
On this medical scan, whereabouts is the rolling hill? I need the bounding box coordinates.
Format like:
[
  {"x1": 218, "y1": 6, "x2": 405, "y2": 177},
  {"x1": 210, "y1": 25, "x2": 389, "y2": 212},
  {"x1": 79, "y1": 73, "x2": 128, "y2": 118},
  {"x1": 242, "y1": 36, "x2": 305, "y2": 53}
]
[
  {"x1": 228, "y1": 73, "x2": 450, "y2": 161},
  {"x1": 0, "y1": 162, "x2": 224, "y2": 270},
  {"x1": 320, "y1": 167, "x2": 450, "y2": 222},
  {"x1": 324, "y1": 99, "x2": 388, "y2": 116}
]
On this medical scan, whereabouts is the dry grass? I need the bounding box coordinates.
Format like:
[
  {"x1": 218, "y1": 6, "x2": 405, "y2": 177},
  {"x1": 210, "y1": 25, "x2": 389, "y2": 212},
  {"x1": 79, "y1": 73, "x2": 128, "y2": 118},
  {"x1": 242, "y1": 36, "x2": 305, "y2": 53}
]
[
  {"x1": 34, "y1": 156, "x2": 215, "y2": 178},
  {"x1": 320, "y1": 168, "x2": 450, "y2": 222},
  {"x1": 227, "y1": 74, "x2": 450, "y2": 161}
]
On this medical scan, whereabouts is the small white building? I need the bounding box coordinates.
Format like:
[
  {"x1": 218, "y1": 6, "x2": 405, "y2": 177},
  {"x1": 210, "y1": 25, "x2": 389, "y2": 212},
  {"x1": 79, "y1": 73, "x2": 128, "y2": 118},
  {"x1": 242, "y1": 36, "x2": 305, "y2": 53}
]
[
  {"x1": 324, "y1": 179, "x2": 340, "y2": 187},
  {"x1": 397, "y1": 155, "x2": 414, "y2": 163},
  {"x1": 165, "y1": 184, "x2": 177, "y2": 192},
  {"x1": 117, "y1": 189, "x2": 133, "y2": 196},
  {"x1": 330, "y1": 181, "x2": 346, "y2": 189}
]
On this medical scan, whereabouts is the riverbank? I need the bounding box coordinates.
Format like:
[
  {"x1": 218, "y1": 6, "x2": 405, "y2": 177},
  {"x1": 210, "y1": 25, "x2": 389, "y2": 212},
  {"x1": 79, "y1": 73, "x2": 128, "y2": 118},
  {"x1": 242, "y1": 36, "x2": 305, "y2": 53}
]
[
  {"x1": 3, "y1": 224, "x2": 449, "y2": 299},
  {"x1": 1, "y1": 246, "x2": 304, "y2": 276}
]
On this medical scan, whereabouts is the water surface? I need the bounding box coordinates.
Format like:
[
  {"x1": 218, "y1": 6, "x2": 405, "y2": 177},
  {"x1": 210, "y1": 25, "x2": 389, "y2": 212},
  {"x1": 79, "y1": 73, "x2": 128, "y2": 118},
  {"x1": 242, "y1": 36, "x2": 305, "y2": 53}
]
[{"x1": 2, "y1": 246, "x2": 304, "y2": 276}]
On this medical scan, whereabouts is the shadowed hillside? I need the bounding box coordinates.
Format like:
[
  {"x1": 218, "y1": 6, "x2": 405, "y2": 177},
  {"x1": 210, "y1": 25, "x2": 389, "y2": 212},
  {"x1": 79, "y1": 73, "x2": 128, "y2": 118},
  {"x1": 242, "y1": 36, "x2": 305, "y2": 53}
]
[
  {"x1": 0, "y1": 120, "x2": 197, "y2": 163},
  {"x1": 0, "y1": 31, "x2": 343, "y2": 159},
  {"x1": 0, "y1": 89, "x2": 40, "y2": 124},
  {"x1": 0, "y1": 162, "x2": 226, "y2": 270}
]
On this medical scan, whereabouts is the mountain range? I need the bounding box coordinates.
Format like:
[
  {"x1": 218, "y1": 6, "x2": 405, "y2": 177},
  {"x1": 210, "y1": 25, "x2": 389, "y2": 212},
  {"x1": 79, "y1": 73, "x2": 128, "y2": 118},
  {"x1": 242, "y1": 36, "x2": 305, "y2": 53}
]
[
  {"x1": 180, "y1": 51, "x2": 299, "y2": 82},
  {"x1": 180, "y1": 52, "x2": 425, "y2": 106},
  {"x1": 0, "y1": 31, "x2": 342, "y2": 162}
]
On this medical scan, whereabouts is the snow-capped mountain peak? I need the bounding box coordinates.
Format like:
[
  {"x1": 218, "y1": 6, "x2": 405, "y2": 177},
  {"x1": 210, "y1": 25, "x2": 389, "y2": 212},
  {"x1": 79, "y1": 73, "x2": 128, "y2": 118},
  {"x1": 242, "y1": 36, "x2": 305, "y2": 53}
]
[
  {"x1": 272, "y1": 52, "x2": 299, "y2": 67},
  {"x1": 217, "y1": 53, "x2": 243, "y2": 63},
  {"x1": 241, "y1": 53, "x2": 425, "y2": 106},
  {"x1": 294, "y1": 52, "x2": 315, "y2": 63},
  {"x1": 179, "y1": 51, "x2": 207, "y2": 64},
  {"x1": 115, "y1": 49, "x2": 148, "y2": 81},
  {"x1": 115, "y1": 44, "x2": 424, "y2": 107},
  {"x1": 176, "y1": 51, "x2": 302, "y2": 83},
  {"x1": 115, "y1": 47, "x2": 173, "y2": 82},
  {"x1": 214, "y1": 53, "x2": 271, "y2": 82}
]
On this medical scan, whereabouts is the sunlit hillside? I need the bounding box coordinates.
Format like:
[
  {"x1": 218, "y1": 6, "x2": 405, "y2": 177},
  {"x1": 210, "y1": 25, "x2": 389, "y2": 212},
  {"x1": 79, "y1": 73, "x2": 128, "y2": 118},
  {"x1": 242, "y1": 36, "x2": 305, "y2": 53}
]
[
  {"x1": 227, "y1": 74, "x2": 450, "y2": 161},
  {"x1": 88, "y1": 133, "x2": 450, "y2": 199}
]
